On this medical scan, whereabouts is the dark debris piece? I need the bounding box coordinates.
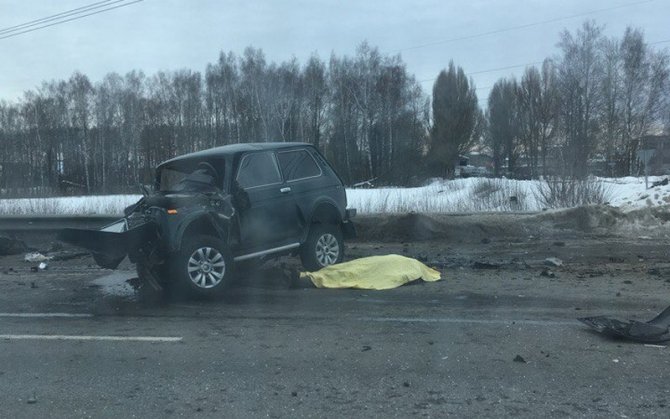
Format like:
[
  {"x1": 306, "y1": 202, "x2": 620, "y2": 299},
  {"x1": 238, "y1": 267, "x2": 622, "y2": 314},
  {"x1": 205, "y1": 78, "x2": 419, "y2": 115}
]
[
  {"x1": 651, "y1": 178, "x2": 669, "y2": 188},
  {"x1": 579, "y1": 304, "x2": 670, "y2": 344},
  {"x1": 50, "y1": 251, "x2": 90, "y2": 261},
  {"x1": 472, "y1": 261, "x2": 501, "y2": 270},
  {"x1": 0, "y1": 236, "x2": 27, "y2": 256},
  {"x1": 513, "y1": 355, "x2": 526, "y2": 363}
]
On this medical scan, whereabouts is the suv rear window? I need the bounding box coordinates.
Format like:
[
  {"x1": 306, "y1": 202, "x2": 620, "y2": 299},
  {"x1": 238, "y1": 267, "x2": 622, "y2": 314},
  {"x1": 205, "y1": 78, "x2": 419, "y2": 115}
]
[
  {"x1": 236, "y1": 152, "x2": 282, "y2": 188},
  {"x1": 277, "y1": 149, "x2": 321, "y2": 181}
]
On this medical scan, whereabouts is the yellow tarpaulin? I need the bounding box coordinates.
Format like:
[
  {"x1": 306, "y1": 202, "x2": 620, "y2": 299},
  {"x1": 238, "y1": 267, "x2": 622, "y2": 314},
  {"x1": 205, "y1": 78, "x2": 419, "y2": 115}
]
[{"x1": 301, "y1": 254, "x2": 442, "y2": 290}]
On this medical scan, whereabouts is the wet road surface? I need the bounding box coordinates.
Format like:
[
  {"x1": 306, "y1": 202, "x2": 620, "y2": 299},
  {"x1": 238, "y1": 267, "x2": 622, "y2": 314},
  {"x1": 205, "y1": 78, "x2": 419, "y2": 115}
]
[{"x1": 1, "y1": 237, "x2": 670, "y2": 417}]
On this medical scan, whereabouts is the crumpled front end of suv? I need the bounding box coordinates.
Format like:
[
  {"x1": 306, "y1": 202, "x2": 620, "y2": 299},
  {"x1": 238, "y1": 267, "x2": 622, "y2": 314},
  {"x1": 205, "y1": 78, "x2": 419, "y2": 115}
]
[{"x1": 58, "y1": 168, "x2": 235, "y2": 271}]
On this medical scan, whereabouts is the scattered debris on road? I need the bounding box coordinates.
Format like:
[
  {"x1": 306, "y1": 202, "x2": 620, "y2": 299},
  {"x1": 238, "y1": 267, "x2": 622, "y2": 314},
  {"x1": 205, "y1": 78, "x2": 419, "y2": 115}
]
[
  {"x1": 472, "y1": 261, "x2": 501, "y2": 270},
  {"x1": 513, "y1": 355, "x2": 526, "y2": 363},
  {"x1": 49, "y1": 251, "x2": 90, "y2": 261},
  {"x1": 579, "y1": 304, "x2": 670, "y2": 343},
  {"x1": 544, "y1": 257, "x2": 563, "y2": 267},
  {"x1": 24, "y1": 252, "x2": 52, "y2": 263},
  {"x1": 644, "y1": 344, "x2": 667, "y2": 349}
]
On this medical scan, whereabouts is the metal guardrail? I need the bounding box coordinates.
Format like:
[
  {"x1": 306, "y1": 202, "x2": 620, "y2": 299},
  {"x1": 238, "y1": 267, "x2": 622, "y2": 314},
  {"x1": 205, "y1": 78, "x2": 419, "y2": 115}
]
[{"x1": 0, "y1": 215, "x2": 119, "y2": 233}]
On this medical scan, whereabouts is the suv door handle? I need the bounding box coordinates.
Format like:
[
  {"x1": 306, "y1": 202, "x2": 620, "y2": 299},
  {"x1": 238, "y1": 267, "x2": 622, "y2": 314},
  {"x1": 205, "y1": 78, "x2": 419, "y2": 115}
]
[{"x1": 280, "y1": 187, "x2": 291, "y2": 193}]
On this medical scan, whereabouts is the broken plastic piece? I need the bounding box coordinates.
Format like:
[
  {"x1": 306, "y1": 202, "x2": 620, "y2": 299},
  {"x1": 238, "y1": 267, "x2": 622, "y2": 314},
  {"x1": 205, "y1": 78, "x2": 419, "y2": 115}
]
[
  {"x1": 24, "y1": 252, "x2": 52, "y2": 263},
  {"x1": 579, "y1": 304, "x2": 670, "y2": 343}
]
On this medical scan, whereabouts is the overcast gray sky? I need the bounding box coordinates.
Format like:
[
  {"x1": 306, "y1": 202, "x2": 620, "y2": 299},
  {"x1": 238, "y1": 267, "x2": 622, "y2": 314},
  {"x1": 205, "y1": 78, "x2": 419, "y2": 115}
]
[{"x1": 0, "y1": 0, "x2": 668, "y2": 105}]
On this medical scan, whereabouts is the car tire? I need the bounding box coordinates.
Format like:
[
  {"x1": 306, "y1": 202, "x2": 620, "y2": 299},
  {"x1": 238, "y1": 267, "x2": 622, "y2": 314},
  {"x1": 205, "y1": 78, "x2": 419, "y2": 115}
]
[
  {"x1": 170, "y1": 234, "x2": 234, "y2": 298},
  {"x1": 300, "y1": 224, "x2": 344, "y2": 271}
]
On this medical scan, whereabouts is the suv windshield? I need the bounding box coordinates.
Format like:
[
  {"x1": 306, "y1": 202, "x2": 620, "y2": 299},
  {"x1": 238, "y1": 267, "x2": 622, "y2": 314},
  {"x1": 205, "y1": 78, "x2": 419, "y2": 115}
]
[
  {"x1": 158, "y1": 162, "x2": 222, "y2": 193},
  {"x1": 158, "y1": 167, "x2": 190, "y2": 192}
]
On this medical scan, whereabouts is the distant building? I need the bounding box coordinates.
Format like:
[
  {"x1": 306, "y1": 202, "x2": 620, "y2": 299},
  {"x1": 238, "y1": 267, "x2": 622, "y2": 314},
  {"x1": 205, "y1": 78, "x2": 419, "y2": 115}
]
[
  {"x1": 639, "y1": 135, "x2": 670, "y2": 175},
  {"x1": 455, "y1": 152, "x2": 493, "y2": 177}
]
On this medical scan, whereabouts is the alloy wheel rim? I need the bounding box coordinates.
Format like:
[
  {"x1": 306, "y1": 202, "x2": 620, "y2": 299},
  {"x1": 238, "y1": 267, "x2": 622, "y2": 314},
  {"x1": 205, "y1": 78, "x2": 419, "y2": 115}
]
[
  {"x1": 315, "y1": 233, "x2": 339, "y2": 266},
  {"x1": 187, "y1": 246, "x2": 226, "y2": 288}
]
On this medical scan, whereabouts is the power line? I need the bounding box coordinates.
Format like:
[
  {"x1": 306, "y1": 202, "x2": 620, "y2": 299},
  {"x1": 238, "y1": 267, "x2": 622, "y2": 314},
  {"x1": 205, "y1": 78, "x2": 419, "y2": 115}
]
[
  {"x1": 420, "y1": 36, "x2": 670, "y2": 87},
  {"x1": 419, "y1": 61, "x2": 545, "y2": 84},
  {"x1": 393, "y1": 0, "x2": 654, "y2": 54},
  {"x1": 0, "y1": 0, "x2": 144, "y2": 41},
  {"x1": 468, "y1": 61, "x2": 544, "y2": 76},
  {"x1": 0, "y1": 1, "x2": 117, "y2": 35}
]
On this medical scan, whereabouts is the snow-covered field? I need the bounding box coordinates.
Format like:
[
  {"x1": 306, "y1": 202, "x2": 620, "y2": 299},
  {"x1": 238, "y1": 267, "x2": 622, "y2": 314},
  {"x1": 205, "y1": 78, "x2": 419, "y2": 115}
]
[{"x1": 0, "y1": 176, "x2": 668, "y2": 216}]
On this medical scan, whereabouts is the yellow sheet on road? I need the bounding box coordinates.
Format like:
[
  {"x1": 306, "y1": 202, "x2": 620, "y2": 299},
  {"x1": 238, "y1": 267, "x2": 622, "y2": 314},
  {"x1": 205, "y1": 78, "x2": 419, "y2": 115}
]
[{"x1": 301, "y1": 254, "x2": 442, "y2": 290}]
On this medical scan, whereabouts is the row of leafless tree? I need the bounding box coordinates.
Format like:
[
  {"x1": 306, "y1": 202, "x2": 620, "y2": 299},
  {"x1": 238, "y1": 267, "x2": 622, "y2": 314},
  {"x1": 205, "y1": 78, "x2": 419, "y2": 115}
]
[
  {"x1": 0, "y1": 43, "x2": 428, "y2": 196},
  {"x1": 0, "y1": 21, "x2": 669, "y2": 197},
  {"x1": 486, "y1": 22, "x2": 670, "y2": 178}
]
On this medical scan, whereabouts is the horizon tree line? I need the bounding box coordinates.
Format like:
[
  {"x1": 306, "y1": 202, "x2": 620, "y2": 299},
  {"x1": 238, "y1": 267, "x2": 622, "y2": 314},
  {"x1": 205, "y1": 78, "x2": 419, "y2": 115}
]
[{"x1": 0, "y1": 20, "x2": 668, "y2": 198}]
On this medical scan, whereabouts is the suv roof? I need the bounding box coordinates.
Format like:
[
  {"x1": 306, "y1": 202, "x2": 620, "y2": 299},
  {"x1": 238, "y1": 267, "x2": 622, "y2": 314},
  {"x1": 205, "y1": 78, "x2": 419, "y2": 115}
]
[{"x1": 159, "y1": 142, "x2": 310, "y2": 167}]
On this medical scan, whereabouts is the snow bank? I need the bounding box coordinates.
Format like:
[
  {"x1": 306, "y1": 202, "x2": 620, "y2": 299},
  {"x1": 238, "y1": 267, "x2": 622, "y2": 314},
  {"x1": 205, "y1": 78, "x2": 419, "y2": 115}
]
[{"x1": 1, "y1": 176, "x2": 669, "y2": 216}]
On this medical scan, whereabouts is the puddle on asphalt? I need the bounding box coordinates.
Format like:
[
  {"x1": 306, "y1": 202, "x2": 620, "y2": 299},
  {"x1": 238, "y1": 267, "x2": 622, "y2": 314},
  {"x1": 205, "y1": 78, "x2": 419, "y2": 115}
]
[{"x1": 92, "y1": 271, "x2": 138, "y2": 298}]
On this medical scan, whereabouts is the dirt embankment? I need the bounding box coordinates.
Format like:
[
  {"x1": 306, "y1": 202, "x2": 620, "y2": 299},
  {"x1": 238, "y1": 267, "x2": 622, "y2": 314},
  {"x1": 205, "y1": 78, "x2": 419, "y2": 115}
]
[
  {"x1": 355, "y1": 205, "x2": 670, "y2": 243},
  {"x1": 3, "y1": 205, "x2": 669, "y2": 247}
]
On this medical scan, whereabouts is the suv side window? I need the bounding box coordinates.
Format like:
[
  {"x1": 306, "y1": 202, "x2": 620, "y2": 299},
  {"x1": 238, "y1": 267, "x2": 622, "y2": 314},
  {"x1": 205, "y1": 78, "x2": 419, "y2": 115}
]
[
  {"x1": 236, "y1": 152, "x2": 282, "y2": 189},
  {"x1": 277, "y1": 149, "x2": 322, "y2": 182}
]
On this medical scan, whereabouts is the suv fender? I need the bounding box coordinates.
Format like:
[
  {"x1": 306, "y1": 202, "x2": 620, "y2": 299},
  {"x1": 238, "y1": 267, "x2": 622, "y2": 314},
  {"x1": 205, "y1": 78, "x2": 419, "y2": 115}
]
[
  {"x1": 170, "y1": 211, "x2": 230, "y2": 253},
  {"x1": 309, "y1": 200, "x2": 343, "y2": 225}
]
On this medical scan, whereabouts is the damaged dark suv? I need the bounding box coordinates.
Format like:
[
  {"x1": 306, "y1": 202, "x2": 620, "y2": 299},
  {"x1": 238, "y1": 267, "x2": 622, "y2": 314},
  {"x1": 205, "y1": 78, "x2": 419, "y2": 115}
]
[{"x1": 59, "y1": 142, "x2": 356, "y2": 297}]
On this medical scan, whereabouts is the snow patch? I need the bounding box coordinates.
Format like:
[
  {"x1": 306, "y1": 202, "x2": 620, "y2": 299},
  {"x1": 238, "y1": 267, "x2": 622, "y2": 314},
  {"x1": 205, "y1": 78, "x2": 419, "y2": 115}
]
[{"x1": 1, "y1": 176, "x2": 669, "y2": 215}]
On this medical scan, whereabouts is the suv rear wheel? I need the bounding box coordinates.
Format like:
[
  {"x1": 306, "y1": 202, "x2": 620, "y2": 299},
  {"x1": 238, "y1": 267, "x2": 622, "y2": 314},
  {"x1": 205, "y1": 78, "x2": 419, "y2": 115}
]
[
  {"x1": 171, "y1": 235, "x2": 233, "y2": 298},
  {"x1": 300, "y1": 224, "x2": 344, "y2": 271}
]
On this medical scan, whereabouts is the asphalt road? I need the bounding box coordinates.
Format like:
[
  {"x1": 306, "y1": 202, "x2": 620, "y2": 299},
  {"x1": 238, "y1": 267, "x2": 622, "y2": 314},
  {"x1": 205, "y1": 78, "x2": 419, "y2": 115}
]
[{"x1": 2, "y1": 236, "x2": 670, "y2": 418}]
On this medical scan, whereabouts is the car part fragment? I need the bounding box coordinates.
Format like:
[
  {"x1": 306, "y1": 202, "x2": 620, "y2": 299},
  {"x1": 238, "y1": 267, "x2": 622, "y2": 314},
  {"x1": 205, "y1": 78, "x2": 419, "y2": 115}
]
[{"x1": 578, "y1": 305, "x2": 670, "y2": 343}]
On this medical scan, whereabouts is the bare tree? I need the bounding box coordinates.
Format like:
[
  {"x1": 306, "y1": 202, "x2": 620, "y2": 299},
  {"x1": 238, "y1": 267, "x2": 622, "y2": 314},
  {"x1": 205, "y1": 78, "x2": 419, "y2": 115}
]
[
  {"x1": 67, "y1": 72, "x2": 95, "y2": 192},
  {"x1": 516, "y1": 60, "x2": 559, "y2": 178},
  {"x1": 557, "y1": 21, "x2": 605, "y2": 178},
  {"x1": 303, "y1": 55, "x2": 328, "y2": 150},
  {"x1": 488, "y1": 78, "x2": 519, "y2": 176},
  {"x1": 599, "y1": 37, "x2": 622, "y2": 175},
  {"x1": 430, "y1": 61, "x2": 479, "y2": 177}
]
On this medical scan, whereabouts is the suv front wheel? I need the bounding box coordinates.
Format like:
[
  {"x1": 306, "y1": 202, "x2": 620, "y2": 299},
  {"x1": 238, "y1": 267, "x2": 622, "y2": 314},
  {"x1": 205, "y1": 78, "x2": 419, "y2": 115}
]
[
  {"x1": 300, "y1": 224, "x2": 344, "y2": 271},
  {"x1": 171, "y1": 235, "x2": 233, "y2": 298}
]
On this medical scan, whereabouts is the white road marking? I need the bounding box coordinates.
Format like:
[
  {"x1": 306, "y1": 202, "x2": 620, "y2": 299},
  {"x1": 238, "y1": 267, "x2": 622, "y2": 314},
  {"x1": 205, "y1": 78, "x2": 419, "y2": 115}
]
[
  {"x1": 360, "y1": 317, "x2": 578, "y2": 326},
  {"x1": 0, "y1": 334, "x2": 182, "y2": 342},
  {"x1": 0, "y1": 313, "x2": 93, "y2": 318}
]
